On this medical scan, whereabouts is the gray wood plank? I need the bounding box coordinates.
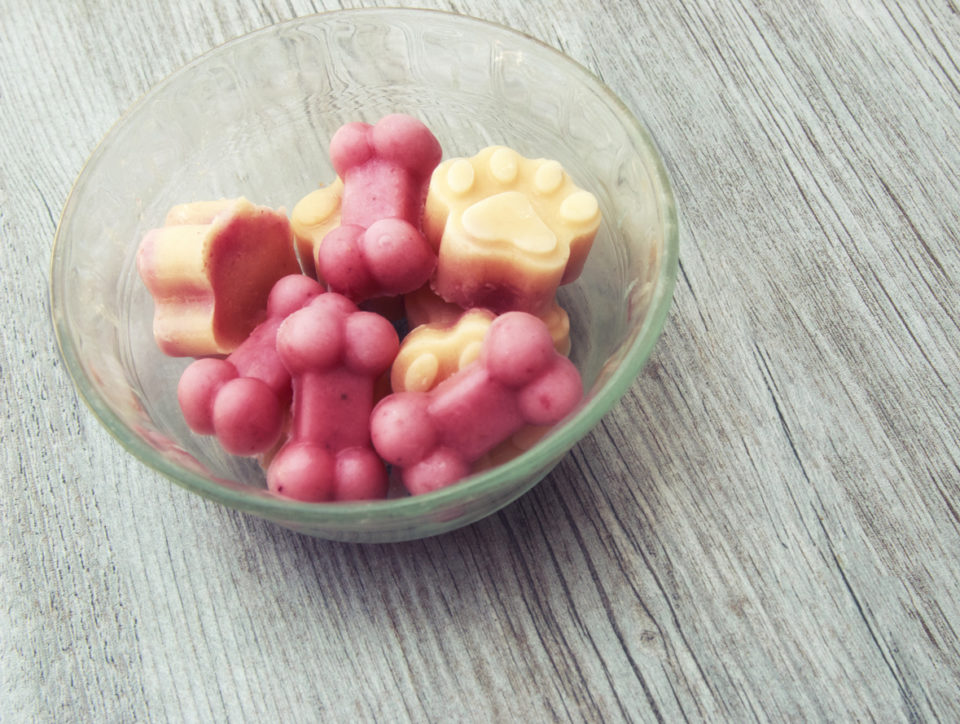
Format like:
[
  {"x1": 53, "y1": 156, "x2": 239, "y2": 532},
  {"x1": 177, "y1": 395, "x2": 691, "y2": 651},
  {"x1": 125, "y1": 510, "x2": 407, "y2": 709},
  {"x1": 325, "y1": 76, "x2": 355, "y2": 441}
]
[{"x1": 3, "y1": 0, "x2": 960, "y2": 721}]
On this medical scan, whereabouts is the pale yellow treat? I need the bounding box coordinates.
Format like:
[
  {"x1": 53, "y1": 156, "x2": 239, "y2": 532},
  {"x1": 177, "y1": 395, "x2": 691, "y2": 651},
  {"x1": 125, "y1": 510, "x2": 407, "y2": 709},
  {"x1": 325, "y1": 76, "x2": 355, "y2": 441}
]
[
  {"x1": 390, "y1": 309, "x2": 495, "y2": 393},
  {"x1": 424, "y1": 146, "x2": 601, "y2": 315},
  {"x1": 403, "y1": 283, "x2": 572, "y2": 356},
  {"x1": 539, "y1": 299, "x2": 572, "y2": 357},
  {"x1": 165, "y1": 200, "x2": 237, "y2": 226},
  {"x1": 403, "y1": 282, "x2": 467, "y2": 329},
  {"x1": 290, "y1": 177, "x2": 343, "y2": 279}
]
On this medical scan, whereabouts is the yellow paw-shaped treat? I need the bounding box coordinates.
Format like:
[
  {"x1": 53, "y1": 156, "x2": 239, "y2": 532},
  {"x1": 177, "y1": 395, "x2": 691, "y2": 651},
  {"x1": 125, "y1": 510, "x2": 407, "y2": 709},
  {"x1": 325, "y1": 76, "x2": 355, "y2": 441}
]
[
  {"x1": 424, "y1": 146, "x2": 601, "y2": 315},
  {"x1": 290, "y1": 177, "x2": 343, "y2": 279},
  {"x1": 390, "y1": 309, "x2": 495, "y2": 393},
  {"x1": 403, "y1": 283, "x2": 571, "y2": 356}
]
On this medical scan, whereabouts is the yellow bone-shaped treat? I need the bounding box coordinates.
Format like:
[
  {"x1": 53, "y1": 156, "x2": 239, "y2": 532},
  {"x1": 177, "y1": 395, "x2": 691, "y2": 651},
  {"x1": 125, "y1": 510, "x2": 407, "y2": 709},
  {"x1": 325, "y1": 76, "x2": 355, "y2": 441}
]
[
  {"x1": 290, "y1": 177, "x2": 344, "y2": 279},
  {"x1": 424, "y1": 146, "x2": 601, "y2": 315}
]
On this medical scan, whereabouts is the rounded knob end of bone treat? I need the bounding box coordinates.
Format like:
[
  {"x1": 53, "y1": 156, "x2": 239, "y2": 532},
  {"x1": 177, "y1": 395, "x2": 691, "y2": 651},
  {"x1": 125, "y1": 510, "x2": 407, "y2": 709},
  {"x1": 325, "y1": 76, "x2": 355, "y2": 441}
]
[
  {"x1": 363, "y1": 219, "x2": 437, "y2": 295},
  {"x1": 372, "y1": 114, "x2": 442, "y2": 177},
  {"x1": 517, "y1": 356, "x2": 583, "y2": 426},
  {"x1": 212, "y1": 377, "x2": 284, "y2": 455},
  {"x1": 334, "y1": 447, "x2": 389, "y2": 501},
  {"x1": 177, "y1": 358, "x2": 238, "y2": 435},
  {"x1": 266, "y1": 274, "x2": 324, "y2": 318},
  {"x1": 483, "y1": 312, "x2": 556, "y2": 388},
  {"x1": 329, "y1": 122, "x2": 374, "y2": 177},
  {"x1": 267, "y1": 442, "x2": 337, "y2": 502},
  {"x1": 343, "y1": 311, "x2": 400, "y2": 375},
  {"x1": 316, "y1": 225, "x2": 374, "y2": 301},
  {"x1": 276, "y1": 304, "x2": 346, "y2": 374},
  {"x1": 402, "y1": 447, "x2": 471, "y2": 496},
  {"x1": 370, "y1": 392, "x2": 437, "y2": 467}
]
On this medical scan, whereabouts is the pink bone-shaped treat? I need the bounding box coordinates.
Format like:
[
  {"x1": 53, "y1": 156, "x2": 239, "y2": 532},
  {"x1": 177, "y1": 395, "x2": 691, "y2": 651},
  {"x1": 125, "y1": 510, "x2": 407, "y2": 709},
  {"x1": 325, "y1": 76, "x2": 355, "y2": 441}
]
[
  {"x1": 266, "y1": 293, "x2": 400, "y2": 502},
  {"x1": 176, "y1": 274, "x2": 324, "y2": 456},
  {"x1": 317, "y1": 114, "x2": 442, "y2": 302},
  {"x1": 370, "y1": 312, "x2": 583, "y2": 496}
]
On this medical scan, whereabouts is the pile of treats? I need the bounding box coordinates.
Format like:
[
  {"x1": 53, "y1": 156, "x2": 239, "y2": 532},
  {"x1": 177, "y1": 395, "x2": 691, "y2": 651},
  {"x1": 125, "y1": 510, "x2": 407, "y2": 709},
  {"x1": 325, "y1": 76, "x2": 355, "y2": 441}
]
[{"x1": 137, "y1": 114, "x2": 602, "y2": 501}]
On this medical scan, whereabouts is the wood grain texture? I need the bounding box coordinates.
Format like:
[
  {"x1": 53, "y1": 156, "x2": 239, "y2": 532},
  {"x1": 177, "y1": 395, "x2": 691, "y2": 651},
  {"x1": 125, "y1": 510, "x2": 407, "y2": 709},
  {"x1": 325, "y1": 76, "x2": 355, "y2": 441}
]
[{"x1": 3, "y1": 0, "x2": 960, "y2": 720}]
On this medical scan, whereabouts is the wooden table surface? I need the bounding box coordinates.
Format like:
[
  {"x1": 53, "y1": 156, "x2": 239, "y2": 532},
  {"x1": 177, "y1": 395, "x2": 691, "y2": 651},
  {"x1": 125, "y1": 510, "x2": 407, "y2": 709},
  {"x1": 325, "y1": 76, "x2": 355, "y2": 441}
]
[{"x1": 4, "y1": 0, "x2": 960, "y2": 720}]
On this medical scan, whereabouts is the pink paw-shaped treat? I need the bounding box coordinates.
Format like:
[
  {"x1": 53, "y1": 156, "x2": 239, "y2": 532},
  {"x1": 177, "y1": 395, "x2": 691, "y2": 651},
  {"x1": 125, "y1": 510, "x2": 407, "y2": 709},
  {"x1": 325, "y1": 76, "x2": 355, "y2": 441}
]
[
  {"x1": 317, "y1": 114, "x2": 442, "y2": 302},
  {"x1": 137, "y1": 198, "x2": 300, "y2": 356},
  {"x1": 371, "y1": 312, "x2": 582, "y2": 495},
  {"x1": 176, "y1": 275, "x2": 323, "y2": 456},
  {"x1": 266, "y1": 293, "x2": 400, "y2": 502}
]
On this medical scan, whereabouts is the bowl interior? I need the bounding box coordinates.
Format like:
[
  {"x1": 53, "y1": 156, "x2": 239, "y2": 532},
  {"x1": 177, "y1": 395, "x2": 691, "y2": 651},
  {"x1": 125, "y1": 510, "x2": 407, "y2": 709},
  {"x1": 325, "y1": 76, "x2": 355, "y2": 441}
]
[{"x1": 50, "y1": 9, "x2": 678, "y2": 541}]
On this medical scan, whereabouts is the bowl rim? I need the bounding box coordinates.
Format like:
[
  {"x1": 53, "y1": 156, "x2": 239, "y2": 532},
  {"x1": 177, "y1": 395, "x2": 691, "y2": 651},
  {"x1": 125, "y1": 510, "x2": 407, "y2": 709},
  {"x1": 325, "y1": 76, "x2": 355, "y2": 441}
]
[{"x1": 49, "y1": 6, "x2": 680, "y2": 529}]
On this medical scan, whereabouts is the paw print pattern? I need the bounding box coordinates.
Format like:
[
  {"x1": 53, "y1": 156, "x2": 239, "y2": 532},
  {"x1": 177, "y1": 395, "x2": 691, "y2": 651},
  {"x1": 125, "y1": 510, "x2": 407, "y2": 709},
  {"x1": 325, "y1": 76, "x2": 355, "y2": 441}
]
[
  {"x1": 371, "y1": 312, "x2": 582, "y2": 495},
  {"x1": 390, "y1": 309, "x2": 495, "y2": 393},
  {"x1": 403, "y1": 283, "x2": 572, "y2": 357},
  {"x1": 424, "y1": 146, "x2": 601, "y2": 315}
]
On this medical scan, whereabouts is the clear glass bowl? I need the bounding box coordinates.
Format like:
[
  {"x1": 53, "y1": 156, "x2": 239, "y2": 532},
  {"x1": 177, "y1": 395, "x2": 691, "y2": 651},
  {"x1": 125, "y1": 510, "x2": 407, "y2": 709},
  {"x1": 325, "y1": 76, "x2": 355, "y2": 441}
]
[{"x1": 49, "y1": 8, "x2": 679, "y2": 542}]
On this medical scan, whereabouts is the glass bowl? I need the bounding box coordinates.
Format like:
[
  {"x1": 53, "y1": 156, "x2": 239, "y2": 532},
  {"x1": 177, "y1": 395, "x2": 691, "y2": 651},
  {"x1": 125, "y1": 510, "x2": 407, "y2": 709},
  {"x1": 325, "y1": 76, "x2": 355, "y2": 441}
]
[{"x1": 49, "y1": 8, "x2": 679, "y2": 542}]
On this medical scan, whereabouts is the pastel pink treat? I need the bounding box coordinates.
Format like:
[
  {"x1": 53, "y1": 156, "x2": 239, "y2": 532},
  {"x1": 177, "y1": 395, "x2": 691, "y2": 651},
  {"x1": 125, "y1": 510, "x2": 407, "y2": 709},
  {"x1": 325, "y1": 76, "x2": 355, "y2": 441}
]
[
  {"x1": 176, "y1": 275, "x2": 323, "y2": 456},
  {"x1": 266, "y1": 293, "x2": 400, "y2": 502},
  {"x1": 371, "y1": 312, "x2": 582, "y2": 495},
  {"x1": 316, "y1": 114, "x2": 441, "y2": 302},
  {"x1": 137, "y1": 197, "x2": 300, "y2": 356}
]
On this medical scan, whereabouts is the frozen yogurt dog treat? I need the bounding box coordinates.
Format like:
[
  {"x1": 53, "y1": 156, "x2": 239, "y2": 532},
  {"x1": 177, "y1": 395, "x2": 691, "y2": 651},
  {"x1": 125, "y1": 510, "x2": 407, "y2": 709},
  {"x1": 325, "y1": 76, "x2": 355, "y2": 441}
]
[
  {"x1": 316, "y1": 114, "x2": 442, "y2": 302},
  {"x1": 137, "y1": 197, "x2": 300, "y2": 356},
  {"x1": 404, "y1": 283, "x2": 572, "y2": 356},
  {"x1": 177, "y1": 275, "x2": 323, "y2": 456},
  {"x1": 391, "y1": 309, "x2": 495, "y2": 393},
  {"x1": 424, "y1": 146, "x2": 601, "y2": 315},
  {"x1": 392, "y1": 306, "x2": 569, "y2": 469},
  {"x1": 403, "y1": 282, "x2": 466, "y2": 329},
  {"x1": 266, "y1": 293, "x2": 400, "y2": 502},
  {"x1": 538, "y1": 299, "x2": 572, "y2": 357},
  {"x1": 290, "y1": 177, "x2": 343, "y2": 279},
  {"x1": 371, "y1": 312, "x2": 582, "y2": 495}
]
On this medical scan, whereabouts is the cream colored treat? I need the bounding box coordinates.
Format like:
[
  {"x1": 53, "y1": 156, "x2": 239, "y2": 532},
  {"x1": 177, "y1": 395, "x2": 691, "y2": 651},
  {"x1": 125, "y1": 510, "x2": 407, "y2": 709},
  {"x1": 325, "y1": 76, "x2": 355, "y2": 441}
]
[
  {"x1": 424, "y1": 146, "x2": 601, "y2": 315},
  {"x1": 403, "y1": 282, "x2": 469, "y2": 329},
  {"x1": 164, "y1": 200, "x2": 237, "y2": 226},
  {"x1": 390, "y1": 308, "x2": 495, "y2": 393},
  {"x1": 136, "y1": 198, "x2": 300, "y2": 357},
  {"x1": 290, "y1": 177, "x2": 343, "y2": 279},
  {"x1": 404, "y1": 283, "x2": 572, "y2": 356}
]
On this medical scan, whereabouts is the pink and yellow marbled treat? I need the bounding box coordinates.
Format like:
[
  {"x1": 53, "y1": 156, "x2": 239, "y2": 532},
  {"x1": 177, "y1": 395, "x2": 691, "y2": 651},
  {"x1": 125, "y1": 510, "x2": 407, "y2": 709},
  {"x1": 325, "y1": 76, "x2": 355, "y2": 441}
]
[{"x1": 137, "y1": 197, "x2": 300, "y2": 357}]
